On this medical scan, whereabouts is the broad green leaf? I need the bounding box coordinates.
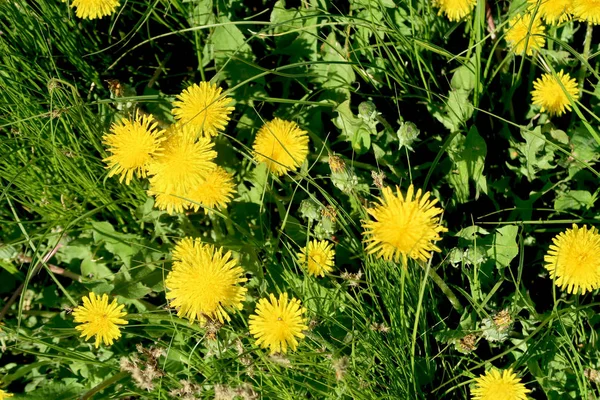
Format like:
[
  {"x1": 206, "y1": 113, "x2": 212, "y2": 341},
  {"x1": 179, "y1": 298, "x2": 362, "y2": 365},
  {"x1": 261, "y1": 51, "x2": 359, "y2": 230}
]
[
  {"x1": 206, "y1": 16, "x2": 258, "y2": 83},
  {"x1": 91, "y1": 221, "x2": 140, "y2": 268},
  {"x1": 568, "y1": 125, "x2": 600, "y2": 177},
  {"x1": 0, "y1": 260, "x2": 21, "y2": 276},
  {"x1": 270, "y1": 1, "x2": 319, "y2": 61},
  {"x1": 333, "y1": 100, "x2": 374, "y2": 154},
  {"x1": 451, "y1": 57, "x2": 477, "y2": 91},
  {"x1": 431, "y1": 89, "x2": 473, "y2": 132},
  {"x1": 0, "y1": 244, "x2": 18, "y2": 260},
  {"x1": 554, "y1": 190, "x2": 595, "y2": 211},
  {"x1": 485, "y1": 225, "x2": 519, "y2": 268},
  {"x1": 447, "y1": 126, "x2": 487, "y2": 203},
  {"x1": 24, "y1": 382, "x2": 84, "y2": 400},
  {"x1": 187, "y1": 0, "x2": 213, "y2": 27},
  {"x1": 80, "y1": 257, "x2": 113, "y2": 280},
  {"x1": 113, "y1": 270, "x2": 152, "y2": 300},
  {"x1": 313, "y1": 32, "x2": 355, "y2": 99},
  {"x1": 509, "y1": 126, "x2": 556, "y2": 181}
]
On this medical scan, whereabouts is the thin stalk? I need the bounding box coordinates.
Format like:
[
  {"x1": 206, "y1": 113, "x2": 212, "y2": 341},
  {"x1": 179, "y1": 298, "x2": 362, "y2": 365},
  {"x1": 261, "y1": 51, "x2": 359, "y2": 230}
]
[
  {"x1": 418, "y1": 262, "x2": 464, "y2": 313},
  {"x1": 578, "y1": 23, "x2": 594, "y2": 95},
  {"x1": 80, "y1": 371, "x2": 128, "y2": 400}
]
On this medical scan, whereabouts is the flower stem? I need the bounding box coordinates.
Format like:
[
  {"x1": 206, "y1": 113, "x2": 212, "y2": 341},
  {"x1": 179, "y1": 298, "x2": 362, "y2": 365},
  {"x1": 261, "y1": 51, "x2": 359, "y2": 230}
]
[
  {"x1": 419, "y1": 263, "x2": 464, "y2": 313},
  {"x1": 80, "y1": 371, "x2": 128, "y2": 400},
  {"x1": 578, "y1": 23, "x2": 594, "y2": 96}
]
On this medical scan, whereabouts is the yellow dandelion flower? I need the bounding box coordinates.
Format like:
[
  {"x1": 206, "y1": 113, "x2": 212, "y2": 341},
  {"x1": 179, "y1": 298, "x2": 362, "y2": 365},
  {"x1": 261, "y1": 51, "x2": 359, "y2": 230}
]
[
  {"x1": 165, "y1": 238, "x2": 247, "y2": 324},
  {"x1": 186, "y1": 166, "x2": 236, "y2": 212},
  {"x1": 505, "y1": 13, "x2": 546, "y2": 56},
  {"x1": 528, "y1": 0, "x2": 573, "y2": 24},
  {"x1": 544, "y1": 224, "x2": 600, "y2": 294},
  {"x1": 70, "y1": 0, "x2": 119, "y2": 19},
  {"x1": 434, "y1": 0, "x2": 476, "y2": 21},
  {"x1": 531, "y1": 71, "x2": 579, "y2": 116},
  {"x1": 249, "y1": 293, "x2": 308, "y2": 354},
  {"x1": 573, "y1": 0, "x2": 600, "y2": 24},
  {"x1": 363, "y1": 185, "x2": 447, "y2": 265},
  {"x1": 0, "y1": 390, "x2": 13, "y2": 400},
  {"x1": 148, "y1": 182, "x2": 190, "y2": 214},
  {"x1": 471, "y1": 369, "x2": 531, "y2": 400},
  {"x1": 172, "y1": 82, "x2": 234, "y2": 138},
  {"x1": 252, "y1": 118, "x2": 310, "y2": 176},
  {"x1": 102, "y1": 111, "x2": 165, "y2": 185},
  {"x1": 297, "y1": 240, "x2": 336, "y2": 277},
  {"x1": 147, "y1": 134, "x2": 216, "y2": 194},
  {"x1": 72, "y1": 292, "x2": 128, "y2": 348}
]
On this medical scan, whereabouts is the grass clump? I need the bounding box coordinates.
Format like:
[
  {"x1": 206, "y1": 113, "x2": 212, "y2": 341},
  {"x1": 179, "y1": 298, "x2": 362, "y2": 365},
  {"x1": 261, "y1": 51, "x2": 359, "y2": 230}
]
[{"x1": 1, "y1": 0, "x2": 600, "y2": 398}]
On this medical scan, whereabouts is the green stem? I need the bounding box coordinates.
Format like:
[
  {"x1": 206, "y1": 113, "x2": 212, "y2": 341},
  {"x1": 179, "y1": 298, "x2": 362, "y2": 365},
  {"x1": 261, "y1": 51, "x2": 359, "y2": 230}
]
[
  {"x1": 209, "y1": 212, "x2": 224, "y2": 241},
  {"x1": 79, "y1": 371, "x2": 128, "y2": 400},
  {"x1": 578, "y1": 23, "x2": 594, "y2": 95},
  {"x1": 419, "y1": 263, "x2": 464, "y2": 313}
]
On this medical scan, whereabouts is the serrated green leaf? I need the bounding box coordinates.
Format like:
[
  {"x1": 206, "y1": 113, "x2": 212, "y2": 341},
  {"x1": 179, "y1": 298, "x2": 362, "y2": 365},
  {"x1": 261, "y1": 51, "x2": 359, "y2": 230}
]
[
  {"x1": 333, "y1": 100, "x2": 374, "y2": 154},
  {"x1": 512, "y1": 126, "x2": 556, "y2": 181},
  {"x1": 447, "y1": 126, "x2": 487, "y2": 203},
  {"x1": 24, "y1": 382, "x2": 83, "y2": 400},
  {"x1": 431, "y1": 89, "x2": 473, "y2": 133},
  {"x1": 80, "y1": 257, "x2": 113, "y2": 280},
  {"x1": 554, "y1": 190, "x2": 595, "y2": 211},
  {"x1": 313, "y1": 32, "x2": 355, "y2": 98},
  {"x1": 91, "y1": 221, "x2": 140, "y2": 268}
]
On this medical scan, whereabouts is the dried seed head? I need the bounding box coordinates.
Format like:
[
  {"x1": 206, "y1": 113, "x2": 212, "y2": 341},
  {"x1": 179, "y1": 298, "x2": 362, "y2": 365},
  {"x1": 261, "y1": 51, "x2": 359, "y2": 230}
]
[
  {"x1": 585, "y1": 368, "x2": 600, "y2": 384},
  {"x1": 493, "y1": 309, "x2": 512, "y2": 332},
  {"x1": 455, "y1": 334, "x2": 478, "y2": 354},
  {"x1": 328, "y1": 154, "x2": 346, "y2": 173},
  {"x1": 371, "y1": 170, "x2": 385, "y2": 189}
]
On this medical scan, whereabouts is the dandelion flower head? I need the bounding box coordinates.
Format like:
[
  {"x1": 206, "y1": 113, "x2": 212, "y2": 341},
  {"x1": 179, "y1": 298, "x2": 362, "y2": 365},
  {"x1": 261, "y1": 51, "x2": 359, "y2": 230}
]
[
  {"x1": 73, "y1": 292, "x2": 128, "y2": 348},
  {"x1": 531, "y1": 70, "x2": 578, "y2": 116},
  {"x1": 297, "y1": 240, "x2": 336, "y2": 277},
  {"x1": 166, "y1": 238, "x2": 247, "y2": 324},
  {"x1": 172, "y1": 82, "x2": 234, "y2": 138},
  {"x1": 147, "y1": 133, "x2": 216, "y2": 194},
  {"x1": 434, "y1": 0, "x2": 476, "y2": 21},
  {"x1": 249, "y1": 293, "x2": 308, "y2": 354},
  {"x1": 573, "y1": 0, "x2": 600, "y2": 24},
  {"x1": 471, "y1": 368, "x2": 531, "y2": 400},
  {"x1": 528, "y1": 0, "x2": 573, "y2": 24},
  {"x1": 0, "y1": 390, "x2": 13, "y2": 400},
  {"x1": 363, "y1": 185, "x2": 447, "y2": 265},
  {"x1": 253, "y1": 118, "x2": 309, "y2": 176},
  {"x1": 186, "y1": 166, "x2": 236, "y2": 212},
  {"x1": 70, "y1": 0, "x2": 119, "y2": 19},
  {"x1": 102, "y1": 111, "x2": 165, "y2": 185},
  {"x1": 544, "y1": 224, "x2": 600, "y2": 294},
  {"x1": 148, "y1": 182, "x2": 190, "y2": 214},
  {"x1": 505, "y1": 13, "x2": 546, "y2": 56}
]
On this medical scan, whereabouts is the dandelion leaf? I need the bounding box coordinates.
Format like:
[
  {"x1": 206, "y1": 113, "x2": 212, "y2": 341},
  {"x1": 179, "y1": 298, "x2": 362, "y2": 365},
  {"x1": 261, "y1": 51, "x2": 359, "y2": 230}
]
[
  {"x1": 447, "y1": 126, "x2": 487, "y2": 203},
  {"x1": 333, "y1": 100, "x2": 374, "y2": 154},
  {"x1": 206, "y1": 16, "x2": 259, "y2": 84},
  {"x1": 430, "y1": 89, "x2": 473, "y2": 133},
  {"x1": 554, "y1": 190, "x2": 595, "y2": 211},
  {"x1": 451, "y1": 57, "x2": 477, "y2": 91},
  {"x1": 313, "y1": 32, "x2": 355, "y2": 101},
  {"x1": 485, "y1": 225, "x2": 519, "y2": 269}
]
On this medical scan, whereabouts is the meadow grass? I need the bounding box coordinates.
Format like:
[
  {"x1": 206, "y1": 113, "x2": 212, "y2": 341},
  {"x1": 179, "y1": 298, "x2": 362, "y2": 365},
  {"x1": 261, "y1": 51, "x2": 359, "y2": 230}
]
[{"x1": 1, "y1": 0, "x2": 600, "y2": 398}]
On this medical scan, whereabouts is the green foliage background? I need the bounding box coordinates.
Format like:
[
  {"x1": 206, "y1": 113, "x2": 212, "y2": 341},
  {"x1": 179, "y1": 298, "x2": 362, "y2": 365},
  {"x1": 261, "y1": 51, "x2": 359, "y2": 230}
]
[{"x1": 1, "y1": 0, "x2": 600, "y2": 398}]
